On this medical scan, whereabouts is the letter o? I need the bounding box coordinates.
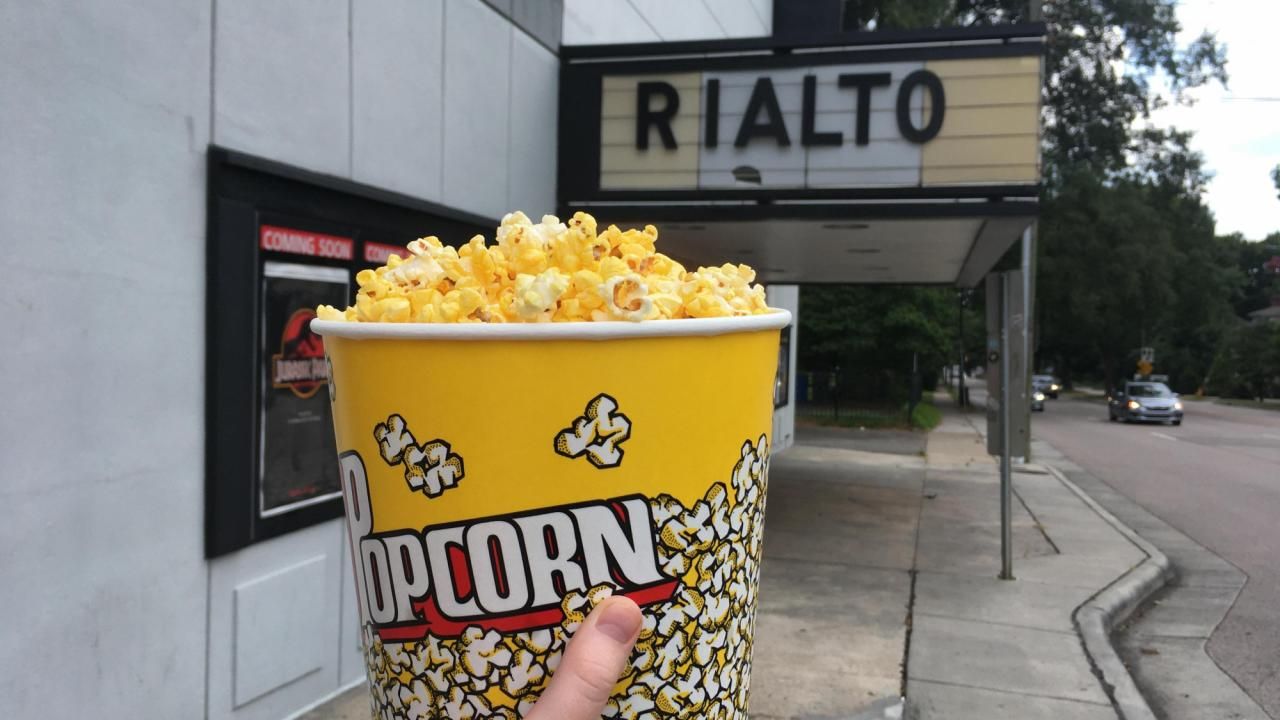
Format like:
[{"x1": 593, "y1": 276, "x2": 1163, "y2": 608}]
[
  {"x1": 466, "y1": 521, "x2": 530, "y2": 613},
  {"x1": 896, "y1": 70, "x2": 945, "y2": 143}
]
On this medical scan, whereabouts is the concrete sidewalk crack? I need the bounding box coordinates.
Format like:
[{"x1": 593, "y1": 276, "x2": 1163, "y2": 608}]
[
  {"x1": 1014, "y1": 485, "x2": 1062, "y2": 555},
  {"x1": 909, "y1": 676, "x2": 1115, "y2": 707},
  {"x1": 901, "y1": 467, "x2": 927, "y2": 699},
  {"x1": 911, "y1": 611, "x2": 1079, "y2": 636}
]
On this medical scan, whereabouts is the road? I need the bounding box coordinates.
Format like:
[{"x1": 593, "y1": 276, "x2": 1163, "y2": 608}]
[{"x1": 1032, "y1": 394, "x2": 1280, "y2": 716}]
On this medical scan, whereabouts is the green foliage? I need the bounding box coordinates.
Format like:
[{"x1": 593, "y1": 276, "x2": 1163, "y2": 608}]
[
  {"x1": 1220, "y1": 233, "x2": 1280, "y2": 317},
  {"x1": 1206, "y1": 322, "x2": 1280, "y2": 399},
  {"x1": 819, "y1": 1, "x2": 1251, "y2": 396},
  {"x1": 805, "y1": 398, "x2": 941, "y2": 430},
  {"x1": 843, "y1": 0, "x2": 1227, "y2": 176},
  {"x1": 910, "y1": 399, "x2": 943, "y2": 430},
  {"x1": 799, "y1": 286, "x2": 958, "y2": 401},
  {"x1": 1273, "y1": 165, "x2": 1280, "y2": 201},
  {"x1": 1037, "y1": 166, "x2": 1237, "y2": 392}
]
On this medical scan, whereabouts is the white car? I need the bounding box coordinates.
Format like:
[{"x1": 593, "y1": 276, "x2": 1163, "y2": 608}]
[{"x1": 1108, "y1": 382, "x2": 1183, "y2": 425}]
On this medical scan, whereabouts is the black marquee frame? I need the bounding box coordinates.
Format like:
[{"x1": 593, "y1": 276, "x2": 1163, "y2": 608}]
[{"x1": 557, "y1": 23, "x2": 1045, "y2": 213}]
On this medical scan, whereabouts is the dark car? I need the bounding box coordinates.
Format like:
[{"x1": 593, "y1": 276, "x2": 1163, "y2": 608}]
[{"x1": 1108, "y1": 382, "x2": 1183, "y2": 425}]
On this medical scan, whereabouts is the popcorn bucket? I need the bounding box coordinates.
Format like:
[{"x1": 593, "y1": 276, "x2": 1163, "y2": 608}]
[{"x1": 313, "y1": 311, "x2": 790, "y2": 719}]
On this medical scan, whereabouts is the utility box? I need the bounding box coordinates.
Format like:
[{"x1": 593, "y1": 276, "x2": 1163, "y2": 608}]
[{"x1": 985, "y1": 271, "x2": 1030, "y2": 457}]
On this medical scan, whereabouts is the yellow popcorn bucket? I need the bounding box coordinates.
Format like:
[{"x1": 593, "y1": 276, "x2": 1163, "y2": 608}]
[{"x1": 313, "y1": 312, "x2": 790, "y2": 719}]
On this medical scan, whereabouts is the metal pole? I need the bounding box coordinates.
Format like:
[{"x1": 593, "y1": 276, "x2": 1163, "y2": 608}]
[
  {"x1": 1022, "y1": 226, "x2": 1034, "y2": 400},
  {"x1": 958, "y1": 293, "x2": 966, "y2": 408},
  {"x1": 910, "y1": 351, "x2": 919, "y2": 426},
  {"x1": 999, "y1": 273, "x2": 1014, "y2": 580}
]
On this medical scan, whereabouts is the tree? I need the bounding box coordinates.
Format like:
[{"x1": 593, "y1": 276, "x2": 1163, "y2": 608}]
[
  {"x1": 1272, "y1": 165, "x2": 1280, "y2": 201},
  {"x1": 965, "y1": 0, "x2": 1228, "y2": 390},
  {"x1": 828, "y1": 1, "x2": 1233, "y2": 392},
  {"x1": 1207, "y1": 322, "x2": 1280, "y2": 400},
  {"x1": 843, "y1": 0, "x2": 1227, "y2": 176},
  {"x1": 799, "y1": 286, "x2": 958, "y2": 401},
  {"x1": 1221, "y1": 232, "x2": 1280, "y2": 318}
]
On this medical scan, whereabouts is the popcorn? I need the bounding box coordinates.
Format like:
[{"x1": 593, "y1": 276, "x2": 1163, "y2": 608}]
[
  {"x1": 374, "y1": 414, "x2": 464, "y2": 498},
  {"x1": 510, "y1": 269, "x2": 570, "y2": 322},
  {"x1": 601, "y1": 273, "x2": 653, "y2": 321},
  {"x1": 554, "y1": 393, "x2": 632, "y2": 468},
  {"x1": 357, "y1": 436, "x2": 771, "y2": 720},
  {"x1": 316, "y1": 211, "x2": 772, "y2": 323}
]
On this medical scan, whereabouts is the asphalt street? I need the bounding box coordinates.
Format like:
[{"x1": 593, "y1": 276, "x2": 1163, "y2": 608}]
[{"x1": 1031, "y1": 394, "x2": 1280, "y2": 716}]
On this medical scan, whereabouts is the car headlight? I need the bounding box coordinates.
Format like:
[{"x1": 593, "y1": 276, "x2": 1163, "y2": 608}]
[
  {"x1": 1127, "y1": 400, "x2": 1140, "y2": 410},
  {"x1": 1033, "y1": 392, "x2": 1045, "y2": 401},
  {"x1": 1050, "y1": 384, "x2": 1060, "y2": 391},
  {"x1": 1174, "y1": 401, "x2": 1183, "y2": 410}
]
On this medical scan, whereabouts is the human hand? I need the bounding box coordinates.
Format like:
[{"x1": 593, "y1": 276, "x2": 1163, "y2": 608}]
[{"x1": 524, "y1": 596, "x2": 643, "y2": 720}]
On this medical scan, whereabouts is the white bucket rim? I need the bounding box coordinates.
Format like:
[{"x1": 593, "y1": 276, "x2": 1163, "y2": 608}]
[{"x1": 312, "y1": 310, "x2": 792, "y2": 341}]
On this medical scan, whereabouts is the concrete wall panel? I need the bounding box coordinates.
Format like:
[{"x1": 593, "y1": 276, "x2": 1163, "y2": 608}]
[
  {"x1": 564, "y1": 0, "x2": 772, "y2": 44},
  {"x1": 352, "y1": 0, "x2": 446, "y2": 201},
  {"x1": 232, "y1": 556, "x2": 330, "y2": 706},
  {"x1": 630, "y1": 0, "x2": 724, "y2": 41},
  {"x1": 512, "y1": 0, "x2": 564, "y2": 50},
  {"x1": 0, "y1": 1, "x2": 212, "y2": 717},
  {"x1": 442, "y1": 0, "x2": 512, "y2": 219},
  {"x1": 214, "y1": 0, "x2": 351, "y2": 177},
  {"x1": 704, "y1": 0, "x2": 771, "y2": 36},
  {"x1": 507, "y1": 30, "x2": 560, "y2": 216},
  {"x1": 207, "y1": 521, "x2": 346, "y2": 720},
  {"x1": 563, "y1": 0, "x2": 661, "y2": 45},
  {"x1": 337, "y1": 531, "x2": 367, "y2": 686}
]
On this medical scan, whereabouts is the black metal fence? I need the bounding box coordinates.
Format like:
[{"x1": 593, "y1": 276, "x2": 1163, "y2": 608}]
[{"x1": 795, "y1": 369, "x2": 912, "y2": 425}]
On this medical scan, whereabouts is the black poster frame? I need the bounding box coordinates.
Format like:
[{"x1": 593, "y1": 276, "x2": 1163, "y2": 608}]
[
  {"x1": 205, "y1": 147, "x2": 493, "y2": 557},
  {"x1": 775, "y1": 325, "x2": 792, "y2": 409}
]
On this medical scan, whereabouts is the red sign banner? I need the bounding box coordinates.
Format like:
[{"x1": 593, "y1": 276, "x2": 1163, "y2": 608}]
[
  {"x1": 364, "y1": 241, "x2": 406, "y2": 265},
  {"x1": 260, "y1": 225, "x2": 354, "y2": 260}
]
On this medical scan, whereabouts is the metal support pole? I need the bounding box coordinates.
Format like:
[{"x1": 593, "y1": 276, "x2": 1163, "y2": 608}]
[
  {"x1": 999, "y1": 273, "x2": 1014, "y2": 580},
  {"x1": 1022, "y1": 225, "x2": 1034, "y2": 402},
  {"x1": 958, "y1": 293, "x2": 967, "y2": 408}
]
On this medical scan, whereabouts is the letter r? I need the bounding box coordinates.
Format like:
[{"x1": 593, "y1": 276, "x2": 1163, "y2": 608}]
[
  {"x1": 636, "y1": 81, "x2": 680, "y2": 150},
  {"x1": 516, "y1": 514, "x2": 587, "y2": 607}
]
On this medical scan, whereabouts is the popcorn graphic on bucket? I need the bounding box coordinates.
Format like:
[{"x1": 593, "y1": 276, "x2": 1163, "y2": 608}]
[{"x1": 313, "y1": 211, "x2": 789, "y2": 719}]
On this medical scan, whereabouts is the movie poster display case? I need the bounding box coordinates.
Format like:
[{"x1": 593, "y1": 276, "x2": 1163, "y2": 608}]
[{"x1": 205, "y1": 148, "x2": 491, "y2": 557}]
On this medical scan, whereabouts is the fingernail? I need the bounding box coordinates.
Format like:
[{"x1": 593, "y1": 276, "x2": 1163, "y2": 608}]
[{"x1": 595, "y1": 598, "x2": 642, "y2": 644}]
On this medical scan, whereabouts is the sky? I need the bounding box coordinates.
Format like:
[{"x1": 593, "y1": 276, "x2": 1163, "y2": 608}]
[{"x1": 1149, "y1": 0, "x2": 1280, "y2": 240}]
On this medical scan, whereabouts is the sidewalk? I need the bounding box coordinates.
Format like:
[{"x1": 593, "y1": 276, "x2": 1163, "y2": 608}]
[
  {"x1": 906, "y1": 408, "x2": 1144, "y2": 719},
  {"x1": 306, "y1": 399, "x2": 1151, "y2": 720}
]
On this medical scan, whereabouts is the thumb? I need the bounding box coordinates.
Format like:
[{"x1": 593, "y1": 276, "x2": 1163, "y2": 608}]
[{"x1": 525, "y1": 596, "x2": 643, "y2": 720}]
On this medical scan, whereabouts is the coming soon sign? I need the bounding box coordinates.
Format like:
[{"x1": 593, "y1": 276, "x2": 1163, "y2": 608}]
[{"x1": 564, "y1": 47, "x2": 1041, "y2": 194}]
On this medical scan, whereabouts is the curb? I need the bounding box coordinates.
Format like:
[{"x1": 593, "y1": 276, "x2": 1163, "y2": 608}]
[{"x1": 1046, "y1": 464, "x2": 1175, "y2": 720}]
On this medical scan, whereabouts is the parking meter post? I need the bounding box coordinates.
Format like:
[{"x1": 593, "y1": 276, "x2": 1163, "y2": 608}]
[
  {"x1": 831, "y1": 367, "x2": 840, "y2": 421},
  {"x1": 909, "y1": 351, "x2": 920, "y2": 426},
  {"x1": 958, "y1": 292, "x2": 967, "y2": 408},
  {"x1": 999, "y1": 273, "x2": 1015, "y2": 581}
]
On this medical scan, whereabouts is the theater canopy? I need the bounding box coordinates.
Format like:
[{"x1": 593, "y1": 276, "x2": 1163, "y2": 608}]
[{"x1": 558, "y1": 25, "x2": 1043, "y2": 286}]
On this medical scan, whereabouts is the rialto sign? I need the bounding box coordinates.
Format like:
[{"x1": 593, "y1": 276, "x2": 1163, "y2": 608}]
[
  {"x1": 635, "y1": 69, "x2": 946, "y2": 151},
  {"x1": 582, "y1": 55, "x2": 1041, "y2": 192}
]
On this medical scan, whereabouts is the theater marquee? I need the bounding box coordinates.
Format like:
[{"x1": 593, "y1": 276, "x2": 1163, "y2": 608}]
[{"x1": 560, "y1": 32, "x2": 1042, "y2": 200}]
